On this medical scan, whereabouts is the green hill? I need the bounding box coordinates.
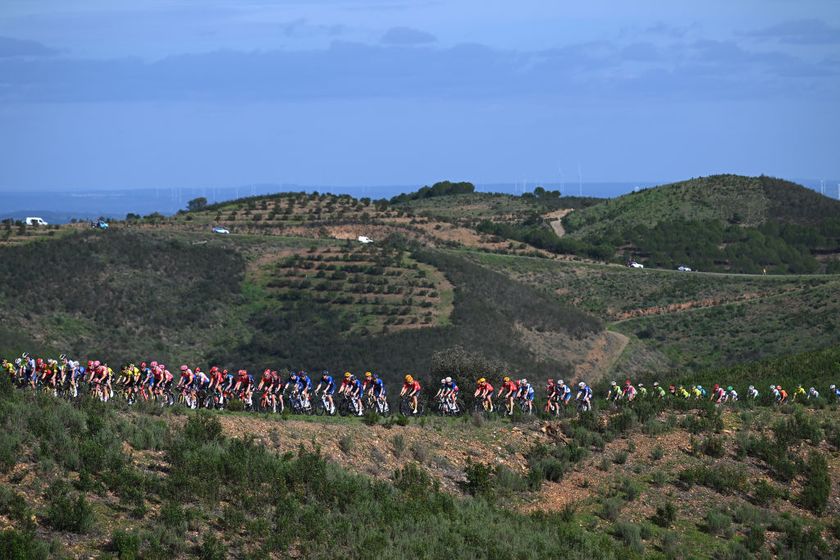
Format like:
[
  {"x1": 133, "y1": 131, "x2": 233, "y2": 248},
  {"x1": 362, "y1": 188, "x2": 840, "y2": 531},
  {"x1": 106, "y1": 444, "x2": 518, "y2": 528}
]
[{"x1": 560, "y1": 175, "x2": 840, "y2": 273}]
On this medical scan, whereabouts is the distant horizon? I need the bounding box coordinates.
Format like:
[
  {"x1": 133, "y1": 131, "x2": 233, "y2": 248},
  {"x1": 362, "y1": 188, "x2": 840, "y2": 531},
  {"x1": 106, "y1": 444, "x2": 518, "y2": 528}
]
[{"x1": 2, "y1": 175, "x2": 839, "y2": 224}]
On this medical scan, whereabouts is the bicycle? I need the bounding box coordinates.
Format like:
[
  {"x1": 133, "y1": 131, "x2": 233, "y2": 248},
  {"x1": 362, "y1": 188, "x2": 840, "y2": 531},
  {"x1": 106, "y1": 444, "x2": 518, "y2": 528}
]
[{"x1": 398, "y1": 394, "x2": 424, "y2": 416}]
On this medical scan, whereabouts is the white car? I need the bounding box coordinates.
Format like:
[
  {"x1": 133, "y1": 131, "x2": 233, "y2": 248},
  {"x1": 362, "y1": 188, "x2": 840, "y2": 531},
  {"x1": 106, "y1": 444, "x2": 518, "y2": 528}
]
[
  {"x1": 677, "y1": 265, "x2": 692, "y2": 272},
  {"x1": 25, "y1": 217, "x2": 48, "y2": 226},
  {"x1": 212, "y1": 226, "x2": 230, "y2": 235},
  {"x1": 357, "y1": 235, "x2": 373, "y2": 244},
  {"x1": 628, "y1": 261, "x2": 644, "y2": 269}
]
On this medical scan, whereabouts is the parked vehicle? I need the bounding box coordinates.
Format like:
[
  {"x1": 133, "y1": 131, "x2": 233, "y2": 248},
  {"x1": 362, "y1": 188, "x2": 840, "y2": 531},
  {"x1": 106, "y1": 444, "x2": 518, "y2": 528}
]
[
  {"x1": 212, "y1": 226, "x2": 230, "y2": 235},
  {"x1": 24, "y1": 217, "x2": 48, "y2": 226}
]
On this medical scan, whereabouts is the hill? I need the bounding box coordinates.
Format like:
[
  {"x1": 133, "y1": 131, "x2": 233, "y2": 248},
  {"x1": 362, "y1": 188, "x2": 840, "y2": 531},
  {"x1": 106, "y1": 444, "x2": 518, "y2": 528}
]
[{"x1": 561, "y1": 175, "x2": 840, "y2": 273}]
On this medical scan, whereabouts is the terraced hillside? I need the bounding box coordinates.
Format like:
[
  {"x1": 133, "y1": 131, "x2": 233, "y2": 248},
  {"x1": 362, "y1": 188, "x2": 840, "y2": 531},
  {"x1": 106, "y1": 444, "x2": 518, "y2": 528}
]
[{"x1": 260, "y1": 243, "x2": 453, "y2": 335}]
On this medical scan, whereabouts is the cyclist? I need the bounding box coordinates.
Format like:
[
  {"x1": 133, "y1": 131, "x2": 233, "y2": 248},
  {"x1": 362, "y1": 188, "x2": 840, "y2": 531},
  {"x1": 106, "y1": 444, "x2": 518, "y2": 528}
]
[
  {"x1": 315, "y1": 371, "x2": 336, "y2": 414},
  {"x1": 194, "y1": 368, "x2": 210, "y2": 408},
  {"x1": 498, "y1": 376, "x2": 519, "y2": 416},
  {"x1": 830, "y1": 384, "x2": 840, "y2": 401},
  {"x1": 653, "y1": 382, "x2": 666, "y2": 399},
  {"x1": 443, "y1": 377, "x2": 460, "y2": 413},
  {"x1": 474, "y1": 378, "x2": 494, "y2": 412},
  {"x1": 622, "y1": 379, "x2": 637, "y2": 402},
  {"x1": 257, "y1": 368, "x2": 277, "y2": 411},
  {"x1": 746, "y1": 385, "x2": 759, "y2": 400},
  {"x1": 362, "y1": 371, "x2": 375, "y2": 397},
  {"x1": 726, "y1": 386, "x2": 738, "y2": 402},
  {"x1": 807, "y1": 386, "x2": 819, "y2": 400},
  {"x1": 607, "y1": 381, "x2": 621, "y2": 402},
  {"x1": 637, "y1": 383, "x2": 647, "y2": 398},
  {"x1": 711, "y1": 384, "x2": 726, "y2": 404},
  {"x1": 544, "y1": 379, "x2": 557, "y2": 414},
  {"x1": 371, "y1": 373, "x2": 387, "y2": 414},
  {"x1": 792, "y1": 385, "x2": 806, "y2": 402},
  {"x1": 772, "y1": 385, "x2": 787, "y2": 404},
  {"x1": 400, "y1": 374, "x2": 421, "y2": 415},
  {"x1": 518, "y1": 378, "x2": 535, "y2": 414},
  {"x1": 557, "y1": 379, "x2": 572, "y2": 406},
  {"x1": 576, "y1": 381, "x2": 593, "y2": 411},
  {"x1": 691, "y1": 385, "x2": 702, "y2": 400},
  {"x1": 297, "y1": 371, "x2": 314, "y2": 408},
  {"x1": 348, "y1": 373, "x2": 364, "y2": 416}
]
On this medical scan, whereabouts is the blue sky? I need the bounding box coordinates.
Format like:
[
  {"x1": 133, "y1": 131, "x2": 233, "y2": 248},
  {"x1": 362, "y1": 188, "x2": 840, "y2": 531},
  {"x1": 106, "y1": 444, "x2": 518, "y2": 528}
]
[{"x1": 1, "y1": 0, "x2": 839, "y2": 191}]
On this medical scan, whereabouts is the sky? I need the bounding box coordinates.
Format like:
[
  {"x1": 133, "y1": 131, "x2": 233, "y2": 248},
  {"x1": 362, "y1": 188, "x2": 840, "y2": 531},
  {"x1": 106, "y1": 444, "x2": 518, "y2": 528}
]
[{"x1": 1, "y1": 0, "x2": 839, "y2": 191}]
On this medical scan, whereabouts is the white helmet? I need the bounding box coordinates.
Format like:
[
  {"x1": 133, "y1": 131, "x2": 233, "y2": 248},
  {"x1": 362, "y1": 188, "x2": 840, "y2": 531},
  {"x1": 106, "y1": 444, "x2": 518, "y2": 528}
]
[
  {"x1": 610, "y1": 380, "x2": 617, "y2": 386},
  {"x1": 521, "y1": 378, "x2": 528, "y2": 384},
  {"x1": 830, "y1": 384, "x2": 836, "y2": 390},
  {"x1": 445, "y1": 377, "x2": 452, "y2": 384},
  {"x1": 440, "y1": 378, "x2": 446, "y2": 384},
  {"x1": 809, "y1": 387, "x2": 815, "y2": 392},
  {"x1": 653, "y1": 381, "x2": 659, "y2": 387},
  {"x1": 769, "y1": 385, "x2": 775, "y2": 390},
  {"x1": 557, "y1": 379, "x2": 564, "y2": 385},
  {"x1": 638, "y1": 383, "x2": 644, "y2": 388},
  {"x1": 578, "y1": 382, "x2": 585, "y2": 388},
  {"x1": 748, "y1": 385, "x2": 754, "y2": 390}
]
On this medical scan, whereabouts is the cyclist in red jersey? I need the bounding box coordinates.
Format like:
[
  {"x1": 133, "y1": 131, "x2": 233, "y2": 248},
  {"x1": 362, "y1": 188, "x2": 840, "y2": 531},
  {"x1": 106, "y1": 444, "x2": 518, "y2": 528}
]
[
  {"x1": 400, "y1": 374, "x2": 421, "y2": 414},
  {"x1": 498, "y1": 376, "x2": 519, "y2": 416},
  {"x1": 474, "y1": 378, "x2": 495, "y2": 412}
]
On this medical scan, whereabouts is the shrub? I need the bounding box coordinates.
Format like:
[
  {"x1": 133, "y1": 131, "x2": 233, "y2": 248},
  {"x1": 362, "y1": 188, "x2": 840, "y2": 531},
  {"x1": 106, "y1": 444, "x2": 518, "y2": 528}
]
[
  {"x1": 45, "y1": 481, "x2": 94, "y2": 534},
  {"x1": 198, "y1": 534, "x2": 227, "y2": 560},
  {"x1": 650, "y1": 445, "x2": 664, "y2": 461},
  {"x1": 463, "y1": 461, "x2": 494, "y2": 497},
  {"x1": 0, "y1": 529, "x2": 48, "y2": 560},
  {"x1": 801, "y1": 451, "x2": 830, "y2": 515},
  {"x1": 390, "y1": 434, "x2": 405, "y2": 458},
  {"x1": 110, "y1": 530, "x2": 140, "y2": 560},
  {"x1": 338, "y1": 434, "x2": 354, "y2": 455},
  {"x1": 701, "y1": 436, "x2": 725, "y2": 458},
  {"x1": 751, "y1": 479, "x2": 782, "y2": 506},
  {"x1": 598, "y1": 497, "x2": 623, "y2": 521},
  {"x1": 745, "y1": 524, "x2": 765, "y2": 553},
  {"x1": 651, "y1": 470, "x2": 666, "y2": 487},
  {"x1": 612, "y1": 450, "x2": 628, "y2": 465},
  {"x1": 703, "y1": 509, "x2": 732, "y2": 536},
  {"x1": 678, "y1": 464, "x2": 747, "y2": 494},
  {"x1": 613, "y1": 521, "x2": 644, "y2": 554},
  {"x1": 653, "y1": 500, "x2": 676, "y2": 527}
]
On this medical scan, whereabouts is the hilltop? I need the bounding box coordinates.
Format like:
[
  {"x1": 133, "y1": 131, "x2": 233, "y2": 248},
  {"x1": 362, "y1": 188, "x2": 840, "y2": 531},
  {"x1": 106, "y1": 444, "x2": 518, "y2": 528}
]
[{"x1": 561, "y1": 175, "x2": 840, "y2": 273}]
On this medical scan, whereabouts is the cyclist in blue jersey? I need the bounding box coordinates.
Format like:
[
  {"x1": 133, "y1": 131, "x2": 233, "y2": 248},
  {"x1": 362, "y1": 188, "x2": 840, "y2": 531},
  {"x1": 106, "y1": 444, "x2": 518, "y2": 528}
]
[
  {"x1": 371, "y1": 373, "x2": 387, "y2": 413},
  {"x1": 517, "y1": 378, "x2": 535, "y2": 414},
  {"x1": 297, "y1": 371, "x2": 313, "y2": 407},
  {"x1": 349, "y1": 374, "x2": 364, "y2": 416},
  {"x1": 315, "y1": 371, "x2": 336, "y2": 414},
  {"x1": 557, "y1": 379, "x2": 572, "y2": 406},
  {"x1": 576, "y1": 381, "x2": 593, "y2": 411}
]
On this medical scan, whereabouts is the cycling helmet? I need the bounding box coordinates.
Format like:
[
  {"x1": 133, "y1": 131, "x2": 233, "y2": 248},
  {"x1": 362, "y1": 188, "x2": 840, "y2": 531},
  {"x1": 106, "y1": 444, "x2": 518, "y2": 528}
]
[
  {"x1": 180, "y1": 365, "x2": 188, "y2": 371},
  {"x1": 830, "y1": 384, "x2": 836, "y2": 390},
  {"x1": 769, "y1": 385, "x2": 775, "y2": 390},
  {"x1": 521, "y1": 378, "x2": 528, "y2": 385},
  {"x1": 653, "y1": 382, "x2": 659, "y2": 387},
  {"x1": 713, "y1": 384, "x2": 719, "y2": 390},
  {"x1": 151, "y1": 361, "x2": 158, "y2": 367},
  {"x1": 14, "y1": 359, "x2": 21, "y2": 366},
  {"x1": 809, "y1": 387, "x2": 815, "y2": 392},
  {"x1": 59, "y1": 354, "x2": 67, "y2": 361},
  {"x1": 365, "y1": 372, "x2": 372, "y2": 379},
  {"x1": 638, "y1": 383, "x2": 644, "y2": 388},
  {"x1": 547, "y1": 378, "x2": 554, "y2": 384},
  {"x1": 478, "y1": 377, "x2": 486, "y2": 384},
  {"x1": 727, "y1": 386, "x2": 733, "y2": 391},
  {"x1": 445, "y1": 377, "x2": 452, "y2": 384},
  {"x1": 405, "y1": 374, "x2": 414, "y2": 383},
  {"x1": 625, "y1": 379, "x2": 631, "y2": 385},
  {"x1": 440, "y1": 378, "x2": 446, "y2": 384},
  {"x1": 610, "y1": 381, "x2": 617, "y2": 386},
  {"x1": 558, "y1": 379, "x2": 564, "y2": 385},
  {"x1": 578, "y1": 382, "x2": 585, "y2": 388},
  {"x1": 503, "y1": 376, "x2": 510, "y2": 382},
  {"x1": 748, "y1": 385, "x2": 754, "y2": 390},
  {"x1": 140, "y1": 362, "x2": 147, "y2": 368},
  {"x1": 344, "y1": 372, "x2": 352, "y2": 379}
]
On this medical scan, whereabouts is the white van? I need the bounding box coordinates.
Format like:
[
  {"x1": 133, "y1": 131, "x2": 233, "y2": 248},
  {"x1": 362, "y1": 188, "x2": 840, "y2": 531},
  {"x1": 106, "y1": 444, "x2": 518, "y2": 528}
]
[{"x1": 25, "y1": 217, "x2": 48, "y2": 226}]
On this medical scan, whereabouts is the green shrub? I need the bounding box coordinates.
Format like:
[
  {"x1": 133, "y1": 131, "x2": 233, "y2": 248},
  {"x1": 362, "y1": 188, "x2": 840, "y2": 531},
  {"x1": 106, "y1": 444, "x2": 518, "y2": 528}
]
[
  {"x1": 0, "y1": 529, "x2": 48, "y2": 560},
  {"x1": 650, "y1": 445, "x2": 664, "y2": 461},
  {"x1": 678, "y1": 464, "x2": 747, "y2": 494},
  {"x1": 598, "y1": 497, "x2": 623, "y2": 521},
  {"x1": 651, "y1": 470, "x2": 666, "y2": 487},
  {"x1": 613, "y1": 521, "x2": 644, "y2": 554},
  {"x1": 198, "y1": 534, "x2": 227, "y2": 560},
  {"x1": 701, "y1": 436, "x2": 725, "y2": 458},
  {"x1": 390, "y1": 434, "x2": 405, "y2": 457},
  {"x1": 338, "y1": 434, "x2": 354, "y2": 454},
  {"x1": 801, "y1": 451, "x2": 830, "y2": 515},
  {"x1": 110, "y1": 530, "x2": 140, "y2": 560},
  {"x1": 751, "y1": 479, "x2": 782, "y2": 506},
  {"x1": 463, "y1": 461, "x2": 494, "y2": 497},
  {"x1": 612, "y1": 450, "x2": 628, "y2": 465},
  {"x1": 184, "y1": 412, "x2": 223, "y2": 444},
  {"x1": 703, "y1": 508, "x2": 732, "y2": 536},
  {"x1": 653, "y1": 500, "x2": 676, "y2": 527},
  {"x1": 745, "y1": 524, "x2": 765, "y2": 553},
  {"x1": 45, "y1": 481, "x2": 94, "y2": 533}
]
